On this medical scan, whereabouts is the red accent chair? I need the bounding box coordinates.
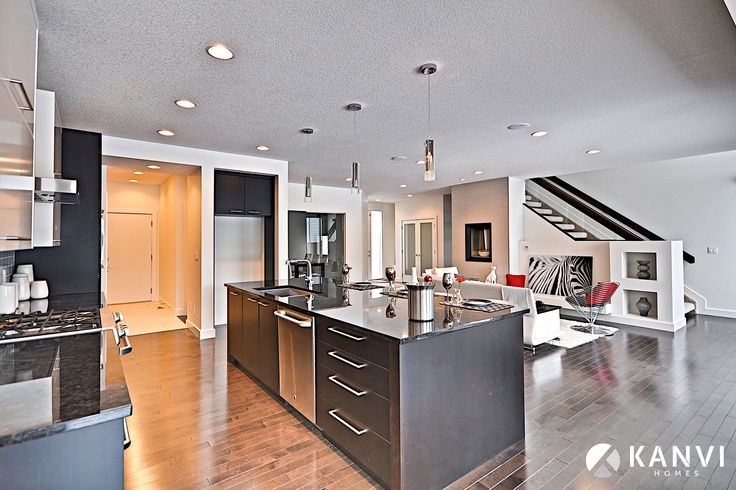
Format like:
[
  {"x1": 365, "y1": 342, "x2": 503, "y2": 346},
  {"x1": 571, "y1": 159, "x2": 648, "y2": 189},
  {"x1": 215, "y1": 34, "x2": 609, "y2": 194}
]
[{"x1": 565, "y1": 282, "x2": 620, "y2": 336}]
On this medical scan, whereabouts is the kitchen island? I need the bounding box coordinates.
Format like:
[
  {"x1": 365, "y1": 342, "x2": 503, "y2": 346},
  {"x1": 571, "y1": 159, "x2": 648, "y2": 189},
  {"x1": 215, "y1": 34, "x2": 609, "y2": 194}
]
[
  {"x1": 0, "y1": 295, "x2": 132, "y2": 490},
  {"x1": 226, "y1": 279, "x2": 527, "y2": 490}
]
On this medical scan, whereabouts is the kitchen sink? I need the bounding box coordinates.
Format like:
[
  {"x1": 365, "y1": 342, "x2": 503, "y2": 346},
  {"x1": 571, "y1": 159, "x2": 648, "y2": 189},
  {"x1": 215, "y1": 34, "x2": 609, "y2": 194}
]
[{"x1": 255, "y1": 287, "x2": 313, "y2": 298}]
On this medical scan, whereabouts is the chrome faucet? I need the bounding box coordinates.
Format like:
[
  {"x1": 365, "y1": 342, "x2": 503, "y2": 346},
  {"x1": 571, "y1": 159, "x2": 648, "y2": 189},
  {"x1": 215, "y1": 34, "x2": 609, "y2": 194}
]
[{"x1": 286, "y1": 259, "x2": 313, "y2": 288}]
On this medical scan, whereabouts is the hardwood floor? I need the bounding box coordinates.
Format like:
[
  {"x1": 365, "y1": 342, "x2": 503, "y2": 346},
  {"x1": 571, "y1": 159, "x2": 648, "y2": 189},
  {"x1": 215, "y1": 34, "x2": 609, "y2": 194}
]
[{"x1": 121, "y1": 315, "x2": 736, "y2": 489}]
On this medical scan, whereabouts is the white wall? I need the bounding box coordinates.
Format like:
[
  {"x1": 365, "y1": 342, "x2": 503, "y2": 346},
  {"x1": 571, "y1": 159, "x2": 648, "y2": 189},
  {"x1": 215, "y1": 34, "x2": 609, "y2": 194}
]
[
  {"x1": 213, "y1": 216, "x2": 264, "y2": 324},
  {"x1": 102, "y1": 136, "x2": 289, "y2": 340},
  {"x1": 107, "y1": 181, "x2": 160, "y2": 211},
  {"x1": 394, "y1": 194, "x2": 445, "y2": 276},
  {"x1": 288, "y1": 183, "x2": 364, "y2": 281},
  {"x1": 364, "y1": 201, "x2": 396, "y2": 279},
  {"x1": 159, "y1": 174, "x2": 185, "y2": 315},
  {"x1": 562, "y1": 150, "x2": 736, "y2": 317}
]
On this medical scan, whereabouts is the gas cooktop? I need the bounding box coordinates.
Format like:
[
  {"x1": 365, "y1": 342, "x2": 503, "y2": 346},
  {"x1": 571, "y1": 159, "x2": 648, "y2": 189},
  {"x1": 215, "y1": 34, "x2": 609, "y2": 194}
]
[{"x1": 0, "y1": 306, "x2": 101, "y2": 343}]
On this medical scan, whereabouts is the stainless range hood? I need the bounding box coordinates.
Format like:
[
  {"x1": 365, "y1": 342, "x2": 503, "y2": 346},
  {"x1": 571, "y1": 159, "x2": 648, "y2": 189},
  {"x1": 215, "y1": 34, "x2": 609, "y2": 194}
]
[
  {"x1": 33, "y1": 90, "x2": 78, "y2": 247},
  {"x1": 35, "y1": 176, "x2": 78, "y2": 204}
]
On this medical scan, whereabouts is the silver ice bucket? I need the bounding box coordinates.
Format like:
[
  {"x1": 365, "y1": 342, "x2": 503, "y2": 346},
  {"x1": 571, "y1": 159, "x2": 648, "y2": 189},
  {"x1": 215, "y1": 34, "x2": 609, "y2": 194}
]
[{"x1": 407, "y1": 283, "x2": 435, "y2": 321}]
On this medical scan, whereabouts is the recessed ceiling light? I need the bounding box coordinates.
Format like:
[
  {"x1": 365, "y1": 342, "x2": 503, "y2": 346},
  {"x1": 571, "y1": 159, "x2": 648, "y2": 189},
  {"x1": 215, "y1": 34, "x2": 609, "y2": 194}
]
[
  {"x1": 406, "y1": 194, "x2": 414, "y2": 198},
  {"x1": 586, "y1": 149, "x2": 601, "y2": 155},
  {"x1": 391, "y1": 156, "x2": 406, "y2": 161},
  {"x1": 146, "y1": 164, "x2": 161, "y2": 169},
  {"x1": 376, "y1": 199, "x2": 382, "y2": 202},
  {"x1": 459, "y1": 178, "x2": 466, "y2": 181},
  {"x1": 415, "y1": 160, "x2": 424, "y2": 165},
  {"x1": 175, "y1": 99, "x2": 196, "y2": 109},
  {"x1": 133, "y1": 171, "x2": 144, "y2": 175},
  {"x1": 399, "y1": 184, "x2": 408, "y2": 188},
  {"x1": 128, "y1": 179, "x2": 138, "y2": 183},
  {"x1": 473, "y1": 170, "x2": 484, "y2": 175},
  {"x1": 507, "y1": 123, "x2": 530, "y2": 131},
  {"x1": 157, "y1": 129, "x2": 174, "y2": 137},
  {"x1": 531, "y1": 130, "x2": 548, "y2": 138},
  {"x1": 345, "y1": 177, "x2": 352, "y2": 182},
  {"x1": 256, "y1": 145, "x2": 270, "y2": 151},
  {"x1": 206, "y1": 43, "x2": 234, "y2": 60}
]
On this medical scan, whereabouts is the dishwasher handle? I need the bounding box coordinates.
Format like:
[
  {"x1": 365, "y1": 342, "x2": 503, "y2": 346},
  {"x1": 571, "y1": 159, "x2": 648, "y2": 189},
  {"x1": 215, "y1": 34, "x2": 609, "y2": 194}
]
[{"x1": 274, "y1": 309, "x2": 313, "y2": 327}]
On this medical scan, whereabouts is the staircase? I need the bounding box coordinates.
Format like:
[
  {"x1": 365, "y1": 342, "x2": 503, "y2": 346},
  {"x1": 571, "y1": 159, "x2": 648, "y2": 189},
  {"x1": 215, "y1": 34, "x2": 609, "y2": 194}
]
[{"x1": 524, "y1": 194, "x2": 591, "y2": 240}]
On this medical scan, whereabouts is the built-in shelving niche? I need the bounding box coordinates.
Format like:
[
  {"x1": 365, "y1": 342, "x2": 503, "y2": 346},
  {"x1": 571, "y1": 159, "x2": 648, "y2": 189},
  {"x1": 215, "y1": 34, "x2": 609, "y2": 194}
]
[
  {"x1": 624, "y1": 251, "x2": 657, "y2": 280},
  {"x1": 625, "y1": 289, "x2": 658, "y2": 320}
]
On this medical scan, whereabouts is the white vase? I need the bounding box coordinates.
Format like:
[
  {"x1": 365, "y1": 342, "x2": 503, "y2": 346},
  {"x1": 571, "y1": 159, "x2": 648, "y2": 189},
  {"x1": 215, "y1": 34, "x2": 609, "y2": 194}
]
[{"x1": 490, "y1": 266, "x2": 497, "y2": 284}]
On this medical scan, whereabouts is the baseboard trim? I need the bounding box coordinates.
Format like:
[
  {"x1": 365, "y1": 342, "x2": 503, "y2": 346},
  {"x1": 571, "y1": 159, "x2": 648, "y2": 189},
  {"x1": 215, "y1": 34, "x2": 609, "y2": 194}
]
[
  {"x1": 186, "y1": 320, "x2": 217, "y2": 340},
  {"x1": 685, "y1": 286, "x2": 736, "y2": 319}
]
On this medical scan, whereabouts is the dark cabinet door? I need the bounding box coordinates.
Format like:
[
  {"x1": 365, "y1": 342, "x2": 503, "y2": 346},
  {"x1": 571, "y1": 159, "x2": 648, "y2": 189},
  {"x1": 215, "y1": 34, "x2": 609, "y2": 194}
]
[
  {"x1": 257, "y1": 299, "x2": 279, "y2": 393},
  {"x1": 214, "y1": 172, "x2": 246, "y2": 215},
  {"x1": 244, "y1": 175, "x2": 273, "y2": 217},
  {"x1": 226, "y1": 289, "x2": 244, "y2": 364},
  {"x1": 242, "y1": 293, "x2": 260, "y2": 375}
]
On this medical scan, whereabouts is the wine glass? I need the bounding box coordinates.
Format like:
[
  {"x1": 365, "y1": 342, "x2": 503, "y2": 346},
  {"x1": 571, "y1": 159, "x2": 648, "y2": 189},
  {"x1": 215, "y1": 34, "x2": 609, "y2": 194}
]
[
  {"x1": 385, "y1": 266, "x2": 397, "y2": 293},
  {"x1": 442, "y1": 273, "x2": 453, "y2": 302}
]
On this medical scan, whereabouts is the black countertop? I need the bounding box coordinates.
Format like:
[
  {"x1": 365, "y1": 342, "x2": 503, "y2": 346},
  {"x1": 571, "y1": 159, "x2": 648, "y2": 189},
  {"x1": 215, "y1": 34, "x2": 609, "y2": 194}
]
[
  {"x1": 0, "y1": 294, "x2": 131, "y2": 448},
  {"x1": 226, "y1": 278, "x2": 528, "y2": 343}
]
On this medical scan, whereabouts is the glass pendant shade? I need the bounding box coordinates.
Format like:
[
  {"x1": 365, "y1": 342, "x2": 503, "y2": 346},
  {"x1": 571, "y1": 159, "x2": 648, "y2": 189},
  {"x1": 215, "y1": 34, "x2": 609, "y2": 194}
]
[
  {"x1": 424, "y1": 139, "x2": 435, "y2": 182},
  {"x1": 304, "y1": 175, "x2": 312, "y2": 202},
  {"x1": 351, "y1": 161, "x2": 360, "y2": 194}
]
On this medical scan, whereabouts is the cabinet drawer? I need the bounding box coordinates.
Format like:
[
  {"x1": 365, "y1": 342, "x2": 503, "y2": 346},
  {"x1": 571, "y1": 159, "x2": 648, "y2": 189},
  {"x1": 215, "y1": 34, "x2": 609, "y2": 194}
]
[
  {"x1": 315, "y1": 318, "x2": 389, "y2": 369},
  {"x1": 316, "y1": 340, "x2": 389, "y2": 399},
  {"x1": 316, "y1": 363, "x2": 390, "y2": 441},
  {"x1": 316, "y1": 395, "x2": 390, "y2": 487}
]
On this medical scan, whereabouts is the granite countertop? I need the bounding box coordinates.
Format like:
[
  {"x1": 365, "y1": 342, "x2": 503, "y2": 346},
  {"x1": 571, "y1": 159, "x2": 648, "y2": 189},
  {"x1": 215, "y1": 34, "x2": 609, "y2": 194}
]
[
  {"x1": 0, "y1": 296, "x2": 132, "y2": 447},
  {"x1": 226, "y1": 278, "x2": 528, "y2": 343}
]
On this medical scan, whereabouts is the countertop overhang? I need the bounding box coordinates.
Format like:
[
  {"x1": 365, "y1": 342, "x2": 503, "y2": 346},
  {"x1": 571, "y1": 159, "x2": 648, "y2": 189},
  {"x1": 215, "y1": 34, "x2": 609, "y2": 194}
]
[{"x1": 226, "y1": 278, "x2": 529, "y2": 343}]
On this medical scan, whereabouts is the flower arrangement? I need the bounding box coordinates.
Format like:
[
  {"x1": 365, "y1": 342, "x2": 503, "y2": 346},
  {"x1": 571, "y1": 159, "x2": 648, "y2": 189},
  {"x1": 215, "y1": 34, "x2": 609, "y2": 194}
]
[{"x1": 455, "y1": 277, "x2": 466, "y2": 284}]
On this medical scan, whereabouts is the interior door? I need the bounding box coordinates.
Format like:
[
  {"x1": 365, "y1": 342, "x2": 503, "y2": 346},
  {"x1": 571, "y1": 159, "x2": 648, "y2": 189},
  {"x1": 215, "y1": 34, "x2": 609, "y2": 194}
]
[
  {"x1": 369, "y1": 210, "x2": 383, "y2": 279},
  {"x1": 107, "y1": 212, "x2": 153, "y2": 303},
  {"x1": 402, "y1": 219, "x2": 436, "y2": 276}
]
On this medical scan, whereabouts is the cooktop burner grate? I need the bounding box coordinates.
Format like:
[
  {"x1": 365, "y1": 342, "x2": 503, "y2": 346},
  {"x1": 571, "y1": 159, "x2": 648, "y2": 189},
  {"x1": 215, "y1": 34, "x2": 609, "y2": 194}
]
[{"x1": 0, "y1": 306, "x2": 101, "y2": 341}]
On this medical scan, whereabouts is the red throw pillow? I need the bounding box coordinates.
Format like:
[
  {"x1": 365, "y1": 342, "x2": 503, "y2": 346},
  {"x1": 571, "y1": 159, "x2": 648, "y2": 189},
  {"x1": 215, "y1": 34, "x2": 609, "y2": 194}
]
[{"x1": 506, "y1": 274, "x2": 526, "y2": 287}]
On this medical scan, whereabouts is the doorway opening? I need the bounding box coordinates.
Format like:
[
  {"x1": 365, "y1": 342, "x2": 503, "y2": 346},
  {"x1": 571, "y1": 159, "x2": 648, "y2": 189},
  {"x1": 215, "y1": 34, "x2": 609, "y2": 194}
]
[
  {"x1": 369, "y1": 210, "x2": 383, "y2": 279},
  {"x1": 103, "y1": 156, "x2": 200, "y2": 335}
]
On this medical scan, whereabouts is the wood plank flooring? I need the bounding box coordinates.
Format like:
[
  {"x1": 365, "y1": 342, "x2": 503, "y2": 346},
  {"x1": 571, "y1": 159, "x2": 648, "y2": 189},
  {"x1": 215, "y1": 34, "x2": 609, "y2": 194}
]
[{"x1": 121, "y1": 314, "x2": 736, "y2": 489}]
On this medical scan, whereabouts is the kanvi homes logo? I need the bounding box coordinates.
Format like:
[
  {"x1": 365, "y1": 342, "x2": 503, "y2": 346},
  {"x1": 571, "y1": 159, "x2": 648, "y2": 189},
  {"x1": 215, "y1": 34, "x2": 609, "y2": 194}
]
[
  {"x1": 586, "y1": 443, "x2": 726, "y2": 478},
  {"x1": 586, "y1": 444, "x2": 620, "y2": 478}
]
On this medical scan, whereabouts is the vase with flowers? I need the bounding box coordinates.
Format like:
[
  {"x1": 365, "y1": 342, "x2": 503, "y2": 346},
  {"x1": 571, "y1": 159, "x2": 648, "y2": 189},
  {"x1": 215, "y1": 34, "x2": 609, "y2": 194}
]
[{"x1": 452, "y1": 277, "x2": 465, "y2": 305}]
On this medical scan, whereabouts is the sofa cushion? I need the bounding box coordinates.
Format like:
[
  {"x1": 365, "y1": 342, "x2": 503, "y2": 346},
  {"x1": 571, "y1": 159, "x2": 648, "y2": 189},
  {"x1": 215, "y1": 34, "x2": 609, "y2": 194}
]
[
  {"x1": 506, "y1": 274, "x2": 526, "y2": 287},
  {"x1": 434, "y1": 267, "x2": 459, "y2": 276}
]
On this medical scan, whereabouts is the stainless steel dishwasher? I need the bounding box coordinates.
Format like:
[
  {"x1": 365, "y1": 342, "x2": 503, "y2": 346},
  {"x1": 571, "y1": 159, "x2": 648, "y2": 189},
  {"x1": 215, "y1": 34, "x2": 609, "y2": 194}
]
[{"x1": 274, "y1": 307, "x2": 315, "y2": 423}]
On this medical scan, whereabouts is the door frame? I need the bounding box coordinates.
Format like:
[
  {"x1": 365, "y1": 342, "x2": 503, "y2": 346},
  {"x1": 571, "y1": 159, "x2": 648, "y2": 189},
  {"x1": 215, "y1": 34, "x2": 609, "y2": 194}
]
[
  {"x1": 106, "y1": 209, "x2": 159, "y2": 303},
  {"x1": 401, "y1": 218, "x2": 437, "y2": 277}
]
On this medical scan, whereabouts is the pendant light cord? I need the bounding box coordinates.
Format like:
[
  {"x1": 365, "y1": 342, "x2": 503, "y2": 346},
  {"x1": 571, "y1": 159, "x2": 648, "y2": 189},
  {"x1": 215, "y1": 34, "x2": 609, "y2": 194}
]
[{"x1": 427, "y1": 71, "x2": 431, "y2": 138}]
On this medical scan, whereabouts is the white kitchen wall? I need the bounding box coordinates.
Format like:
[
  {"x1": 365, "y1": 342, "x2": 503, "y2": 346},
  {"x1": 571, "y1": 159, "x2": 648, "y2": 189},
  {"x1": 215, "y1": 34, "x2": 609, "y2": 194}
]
[
  {"x1": 562, "y1": 150, "x2": 736, "y2": 317},
  {"x1": 288, "y1": 183, "x2": 364, "y2": 281},
  {"x1": 159, "y1": 175, "x2": 185, "y2": 315},
  {"x1": 102, "y1": 136, "x2": 289, "y2": 340},
  {"x1": 107, "y1": 181, "x2": 160, "y2": 211},
  {"x1": 213, "y1": 216, "x2": 264, "y2": 324}
]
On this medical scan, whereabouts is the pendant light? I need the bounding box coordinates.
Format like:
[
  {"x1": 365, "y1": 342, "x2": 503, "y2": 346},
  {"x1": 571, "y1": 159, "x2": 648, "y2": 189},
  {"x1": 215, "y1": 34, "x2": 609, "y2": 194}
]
[
  {"x1": 347, "y1": 103, "x2": 362, "y2": 194},
  {"x1": 301, "y1": 128, "x2": 314, "y2": 202},
  {"x1": 420, "y1": 63, "x2": 437, "y2": 182}
]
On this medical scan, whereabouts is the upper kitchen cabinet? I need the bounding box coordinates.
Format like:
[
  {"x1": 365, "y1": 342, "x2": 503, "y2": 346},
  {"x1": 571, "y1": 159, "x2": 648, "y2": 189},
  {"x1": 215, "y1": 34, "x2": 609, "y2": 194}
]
[
  {"x1": 214, "y1": 170, "x2": 273, "y2": 217},
  {"x1": 0, "y1": 0, "x2": 37, "y2": 251}
]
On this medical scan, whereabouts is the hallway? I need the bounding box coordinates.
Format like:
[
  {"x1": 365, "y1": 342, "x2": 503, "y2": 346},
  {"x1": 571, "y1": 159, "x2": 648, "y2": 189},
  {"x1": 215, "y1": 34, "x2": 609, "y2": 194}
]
[{"x1": 109, "y1": 301, "x2": 187, "y2": 336}]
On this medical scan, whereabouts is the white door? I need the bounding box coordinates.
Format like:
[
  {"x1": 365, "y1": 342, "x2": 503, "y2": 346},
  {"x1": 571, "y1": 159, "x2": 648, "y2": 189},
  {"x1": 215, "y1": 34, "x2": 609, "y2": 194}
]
[
  {"x1": 107, "y1": 212, "x2": 153, "y2": 303},
  {"x1": 402, "y1": 219, "x2": 436, "y2": 276}
]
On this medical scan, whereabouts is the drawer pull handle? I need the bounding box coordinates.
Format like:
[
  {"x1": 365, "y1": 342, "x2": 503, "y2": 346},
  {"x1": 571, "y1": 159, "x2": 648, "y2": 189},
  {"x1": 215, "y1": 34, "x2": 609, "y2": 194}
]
[
  {"x1": 257, "y1": 301, "x2": 270, "y2": 307},
  {"x1": 327, "y1": 327, "x2": 365, "y2": 342},
  {"x1": 328, "y1": 375, "x2": 367, "y2": 397},
  {"x1": 229, "y1": 291, "x2": 239, "y2": 296},
  {"x1": 328, "y1": 409, "x2": 368, "y2": 435},
  {"x1": 230, "y1": 209, "x2": 244, "y2": 213},
  {"x1": 328, "y1": 351, "x2": 367, "y2": 369},
  {"x1": 246, "y1": 297, "x2": 258, "y2": 303}
]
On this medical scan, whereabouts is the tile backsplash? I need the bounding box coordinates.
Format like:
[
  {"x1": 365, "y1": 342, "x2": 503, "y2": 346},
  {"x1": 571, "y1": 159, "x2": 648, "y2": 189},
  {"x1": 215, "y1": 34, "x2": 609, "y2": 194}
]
[{"x1": 0, "y1": 251, "x2": 15, "y2": 283}]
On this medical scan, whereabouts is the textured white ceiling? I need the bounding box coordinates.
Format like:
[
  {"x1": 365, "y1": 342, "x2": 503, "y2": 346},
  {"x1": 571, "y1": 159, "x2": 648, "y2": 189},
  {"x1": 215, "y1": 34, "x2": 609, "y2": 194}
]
[{"x1": 35, "y1": 0, "x2": 736, "y2": 201}]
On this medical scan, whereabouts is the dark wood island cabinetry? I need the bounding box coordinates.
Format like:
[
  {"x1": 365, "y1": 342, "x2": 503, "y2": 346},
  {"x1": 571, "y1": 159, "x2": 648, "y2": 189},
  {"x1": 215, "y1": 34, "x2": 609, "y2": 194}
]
[{"x1": 226, "y1": 279, "x2": 526, "y2": 489}]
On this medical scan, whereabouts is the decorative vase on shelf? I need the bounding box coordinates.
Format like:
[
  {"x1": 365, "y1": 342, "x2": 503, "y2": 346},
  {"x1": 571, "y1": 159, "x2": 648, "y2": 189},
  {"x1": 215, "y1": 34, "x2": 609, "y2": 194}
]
[
  {"x1": 636, "y1": 260, "x2": 651, "y2": 280},
  {"x1": 635, "y1": 296, "x2": 652, "y2": 316}
]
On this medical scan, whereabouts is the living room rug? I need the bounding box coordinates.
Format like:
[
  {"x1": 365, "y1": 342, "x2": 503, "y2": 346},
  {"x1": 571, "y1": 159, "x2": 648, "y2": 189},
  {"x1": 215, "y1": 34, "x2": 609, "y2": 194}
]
[{"x1": 545, "y1": 320, "x2": 619, "y2": 349}]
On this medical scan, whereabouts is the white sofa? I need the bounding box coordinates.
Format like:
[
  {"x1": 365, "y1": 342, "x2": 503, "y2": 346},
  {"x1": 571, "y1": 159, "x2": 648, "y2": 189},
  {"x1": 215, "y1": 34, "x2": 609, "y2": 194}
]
[{"x1": 425, "y1": 268, "x2": 562, "y2": 349}]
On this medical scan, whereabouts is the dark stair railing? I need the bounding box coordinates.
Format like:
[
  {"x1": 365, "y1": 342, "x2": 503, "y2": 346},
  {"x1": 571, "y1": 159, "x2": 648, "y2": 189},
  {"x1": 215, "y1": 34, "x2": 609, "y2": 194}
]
[{"x1": 528, "y1": 176, "x2": 695, "y2": 264}]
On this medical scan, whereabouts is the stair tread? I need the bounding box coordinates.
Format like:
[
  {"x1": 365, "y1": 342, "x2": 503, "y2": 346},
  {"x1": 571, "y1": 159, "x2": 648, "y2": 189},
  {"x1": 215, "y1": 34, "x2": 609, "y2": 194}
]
[
  {"x1": 536, "y1": 208, "x2": 553, "y2": 215},
  {"x1": 546, "y1": 216, "x2": 564, "y2": 223},
  {"x1": 557, "y1": 224, "x2": 575, "y2": 230},
  {"x1": 526, "y1": 201, "x2": 542, "y2": 208},
  {"x1": 569, "y1": 232, "x2": 588, "y2": 238}
]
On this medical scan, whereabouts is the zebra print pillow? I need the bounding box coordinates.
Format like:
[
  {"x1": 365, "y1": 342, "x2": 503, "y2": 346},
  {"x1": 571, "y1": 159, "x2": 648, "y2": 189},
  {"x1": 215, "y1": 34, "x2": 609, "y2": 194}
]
[{"x1": 528, "y1": 255, "x2": 592, "y2": 296}]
